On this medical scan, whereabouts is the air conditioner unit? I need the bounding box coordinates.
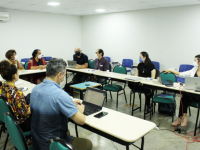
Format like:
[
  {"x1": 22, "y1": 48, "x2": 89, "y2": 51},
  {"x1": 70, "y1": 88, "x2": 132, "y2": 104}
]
[{"x1": 0, "y1": 12, "x2": 9, "y2": 22}]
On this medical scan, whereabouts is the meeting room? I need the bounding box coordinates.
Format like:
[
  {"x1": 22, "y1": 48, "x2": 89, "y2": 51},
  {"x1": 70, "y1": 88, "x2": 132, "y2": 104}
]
[{"x1": 1, "y1": 0, "x2": 200, "y2": 150}]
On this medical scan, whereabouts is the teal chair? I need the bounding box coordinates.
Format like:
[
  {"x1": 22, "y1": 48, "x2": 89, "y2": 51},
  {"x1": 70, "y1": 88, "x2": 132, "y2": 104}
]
[
  {"x1": 4, "y1": 112, "x2": 33, "y2": 150},
  {"x1": 151, "y1": 72, "x2": 177, "y2": 122},
  {"x1": 100, "y1": 63, "x2": 112, "y2": 87},
  {"x1": 25, "y1": 61, "x2": 29, "y2": 70},
  {"x1": 103, "y1": 65, "x2": 127, "y2": 107},
  {"x1": 89, "y1": 60, "x2": 94, "y2": 69},
  {"x1": 49, "y1": 137, "x2": 75, "y2": 150},
  {"x1": 0, "y1": 98, "x2": 31, "y2": 150}
]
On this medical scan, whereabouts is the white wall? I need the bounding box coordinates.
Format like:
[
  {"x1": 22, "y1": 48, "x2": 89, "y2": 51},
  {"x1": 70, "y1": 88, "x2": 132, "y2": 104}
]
[
  {"x1": 0, "y1": 9, "x2": 81, "y2": 62},
  {"x1": 81, "y1": 5, "x2": 200, "y2": 71}
]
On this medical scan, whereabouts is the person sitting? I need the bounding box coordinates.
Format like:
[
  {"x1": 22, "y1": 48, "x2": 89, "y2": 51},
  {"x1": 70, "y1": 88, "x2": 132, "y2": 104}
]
[
  {"x1": 0, "y1": 60, "x2": 31, "y2": 132},
  {"x1": 128, "y1": 52, "x2": 156, "y2": 112},
  {"x1": 72, "y1": 47, "x2": 90, "y2": 84},
  {"x1": 5, "y1": 49, "x2": 24, "y2": 69},
  {"x1": 30, "y1": 58, "x2": 93, "y2": 150},
  {"x1": 164, "y1": 54, "x2": 200, "y2": 127},
  {"x1": 93, "y1": 49, "x2": 109, "y2": 83},
  {"x1": 28, "y1": 49, "x2": 47, "y2": 84}
]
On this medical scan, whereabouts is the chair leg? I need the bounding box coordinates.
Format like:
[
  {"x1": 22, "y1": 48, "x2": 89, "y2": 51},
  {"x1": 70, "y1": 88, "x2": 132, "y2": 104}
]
[
  {"x1": 123, "y1": 90, "x2": 127, "y2": 103},
  {"x1": 110, "y1": 91, "x2": 113, "y2": 100},
  {"x1": 139, "y1": 93, "x2": 142, "y2": 112},
  {"x1": 116, "y1": 92, "x2": 119, "y2": 108},
  {"x1": 132, "y1": 92, "x2": 136, "y2": 116},
  {"x1": 189, "y1": 107, "x2": 191, "y2": 116},
  {"x1": 3, "y1": 133, "x2": 9, "y2": 150},
  {"x1": 194, "y1": 104, "x2": 200, "y2": 136},
  {"x1": 106, "y1": 91, "x2": 107, "y2": 102},
  {"x1": 144, "y1": 97, "x2": 147, "y2": 120},
  {"x1": 0, "y1": 123, "x2": 3, "y2": 139}
]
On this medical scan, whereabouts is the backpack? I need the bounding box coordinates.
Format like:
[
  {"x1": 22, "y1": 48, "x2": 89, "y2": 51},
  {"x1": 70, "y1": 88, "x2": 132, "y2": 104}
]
[{"x1": 158, "y1": 103, "x2": 175, "y2": 115}]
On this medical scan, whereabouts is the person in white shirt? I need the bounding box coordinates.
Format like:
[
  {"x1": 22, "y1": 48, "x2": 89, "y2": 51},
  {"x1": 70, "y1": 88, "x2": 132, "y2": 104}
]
[{"x1": 164, "y1": 54, "x2": 200, "y2": 127}]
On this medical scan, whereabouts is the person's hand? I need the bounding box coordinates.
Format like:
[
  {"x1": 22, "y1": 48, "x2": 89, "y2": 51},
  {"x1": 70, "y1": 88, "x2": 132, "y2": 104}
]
[
  {"x1": 74, "y1": 100, "x2": 82, "y2": 106},
  {"x1": 75, "y1": 65, "x2": 81, "y2": 69},
  {"x1": 42, "y1": 65, "x2": 46, "y2": 69},
  {"x1": 77, "y1": 104, "x2": 85, "y2": 114},
  {"x1": 39, "y1": 65, "x2": 43, "y2": 69},
  {"x1": 163, "y1": 69, "x2": 171, "y2": 74}
]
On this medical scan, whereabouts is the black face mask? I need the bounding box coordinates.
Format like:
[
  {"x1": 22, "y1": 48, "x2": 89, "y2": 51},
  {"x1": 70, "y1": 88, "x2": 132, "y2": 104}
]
[{"x1": 75, "y1": 52, "x2": 81, "y2": 56}]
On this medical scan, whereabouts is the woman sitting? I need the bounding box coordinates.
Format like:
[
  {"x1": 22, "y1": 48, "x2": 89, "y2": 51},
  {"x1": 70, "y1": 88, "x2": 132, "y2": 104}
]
[
  {"x1": 164, "y1": 54, "x2": 200, "y2": 127},
  {"x1": 28, "y1": 49, "x2": 47, "y2": 84},
  {"x1": 128, "y1": 51, "x2": 156, "y2": 112},
  {"x1": 5, "y1": 49, "x2": 24, "y2": 69},
  {"x1": 0, "y1": 60, "x2": 31, "y2": 132}
]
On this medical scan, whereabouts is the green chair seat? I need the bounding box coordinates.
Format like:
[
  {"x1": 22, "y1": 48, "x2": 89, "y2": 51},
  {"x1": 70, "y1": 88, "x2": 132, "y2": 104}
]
[
  {"x1": 49, "y1": 137, "x2": 74, "y2": 150},
  {"x1": 189, "y1": 102, "x2": 199, "y2": 108},
  {"x1": 28, "y1": 146, "x2": 34, "y2": 150},
  {"x1": 103, "y1": 84, "x2": 123, "y2": 92},
  {"x1": 153, "y1": 95, "x2": 175, "y2": 104},
  {"x1": 23, "y1": 131, "x2": 31, "y2": 137}
]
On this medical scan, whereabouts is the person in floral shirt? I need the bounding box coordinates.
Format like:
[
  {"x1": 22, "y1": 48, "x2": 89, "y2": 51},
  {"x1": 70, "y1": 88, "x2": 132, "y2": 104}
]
[{"x1": 0, "y1": 60, "x2": 31, "y2": 131}]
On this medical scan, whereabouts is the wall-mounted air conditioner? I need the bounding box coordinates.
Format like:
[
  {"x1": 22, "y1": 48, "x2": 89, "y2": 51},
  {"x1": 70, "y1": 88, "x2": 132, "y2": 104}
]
[{"x1": 0, "y1": 12, "x2": 9, "y2": 22}]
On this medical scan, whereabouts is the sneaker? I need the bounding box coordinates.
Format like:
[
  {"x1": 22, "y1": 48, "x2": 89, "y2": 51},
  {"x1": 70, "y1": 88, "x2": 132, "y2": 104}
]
[
  {"x1": 181, "y1": 116, "x2": 189, "y2": 127},
  {"x1": 172, "y1": 117, "x2": 181, "y2": 126}
]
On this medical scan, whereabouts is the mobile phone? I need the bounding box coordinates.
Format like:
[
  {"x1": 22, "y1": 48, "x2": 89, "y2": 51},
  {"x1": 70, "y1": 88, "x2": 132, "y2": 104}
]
[{"x1": 94, "y1": 112, "x2": 108, "y2": 118}]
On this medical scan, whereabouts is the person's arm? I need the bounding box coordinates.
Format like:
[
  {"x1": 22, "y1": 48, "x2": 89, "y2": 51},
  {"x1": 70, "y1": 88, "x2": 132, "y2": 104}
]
[
  {"x1": 163, "y1": 69, "x2": 180, "y2": 76},
  {"x1": 151, "y1": 69, "x2": 156, "y2": 79},
  {"x1": 135, "y1": 69, "x2": 139, "y2": 76},
  {"x1": 104, "y1": 59, "x2": 109, "y2": 71},
  {"x1": 16, "y1": 60, "x2": 24, "y2": 69},
  {"x1": 27, "y1": 106, "x2": 31, "y2": 115},
  {"x1": 31, "y1": 66, "x2": 41, "y2": 69},
  {"x1": 70, "y1": 110, "x2": 86, "y2": 125}
]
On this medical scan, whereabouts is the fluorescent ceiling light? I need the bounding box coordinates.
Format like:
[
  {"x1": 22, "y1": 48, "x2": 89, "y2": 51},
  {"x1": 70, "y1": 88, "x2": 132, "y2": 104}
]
[
  {"x1": 47, "y1": 2, "x2": 60, "y2": 6},
  {"x1": 95, "y1": 9, "x2": 106, "y2": 12}
]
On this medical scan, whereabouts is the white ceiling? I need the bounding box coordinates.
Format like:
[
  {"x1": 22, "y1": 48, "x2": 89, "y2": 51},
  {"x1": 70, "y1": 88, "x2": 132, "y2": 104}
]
[{"x1": 0, "y1": 0, "x2": 200, "y2": 16}]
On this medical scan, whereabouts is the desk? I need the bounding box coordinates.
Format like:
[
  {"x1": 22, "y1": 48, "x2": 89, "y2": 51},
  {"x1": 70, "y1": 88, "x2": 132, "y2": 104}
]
[
  {"x1": 72, "y1": 106, "x2": 156, "y2": 150},
  {"x1": 19, "y1": 69, "x2": 46, "y2": 76}
]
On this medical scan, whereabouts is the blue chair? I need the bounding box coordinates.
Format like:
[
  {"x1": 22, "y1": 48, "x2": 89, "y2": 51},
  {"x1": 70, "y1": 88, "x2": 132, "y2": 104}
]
[
  {"x1": 122, "y1": 59, "x2": 133, "y2": 74},
  {"x1": 43, "y1": 56, "x2": 52, "y2": 61},
  {"x1": 177, "y1": 64, "x2": 194, "y2": 83},
  {"x1": 104, "y1": 56, "x2": 111, "y2": 63},
  {"x1": 152, "y1": 61, "x2": 160, "y2": 71}
]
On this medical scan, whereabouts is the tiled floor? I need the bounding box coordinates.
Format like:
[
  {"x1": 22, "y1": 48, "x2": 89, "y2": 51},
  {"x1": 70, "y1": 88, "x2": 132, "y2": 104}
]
[{"x1": 1, "y1": 81, "x2": 200, "y2": 150}]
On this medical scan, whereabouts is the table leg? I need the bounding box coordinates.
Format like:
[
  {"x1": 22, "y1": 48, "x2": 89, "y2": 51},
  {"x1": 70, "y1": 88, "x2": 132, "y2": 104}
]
[
  {"x1": 126, "y1": 145, "x2": 129, "y2": 150},
  {"x1": 141, "y1": 137, "x2": 144, "y2": 150},
  {"x1": 70, "y1": 88, "x2": 73, "y2": 97},
  {"x1": 75, "y1": 124, "x2": 79, "y2": 137},
  {"x1": 80, "y1": 90, "x2": 83, "y2": 100}
]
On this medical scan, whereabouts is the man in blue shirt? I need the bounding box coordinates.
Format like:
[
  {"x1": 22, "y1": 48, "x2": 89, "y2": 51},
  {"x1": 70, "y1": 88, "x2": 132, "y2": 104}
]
[
  {"x1": 31, "y1": 58, "x2": 92, "y2": 150},
  {"x1": 72, "y1": 47, "x2": 90, "y2": 84}
]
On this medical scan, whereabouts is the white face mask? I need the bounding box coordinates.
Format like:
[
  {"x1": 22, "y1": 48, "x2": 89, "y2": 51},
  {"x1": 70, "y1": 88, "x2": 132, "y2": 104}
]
[
  {"x1": 15, "y1": 55, "x2": 18, "y2": 60},
  {"x1": 193, "y1": 61, "x2": 198, "y2": 67},
  {"x1": 38, "y1": 54, "x2": 42, "y2": 59}
]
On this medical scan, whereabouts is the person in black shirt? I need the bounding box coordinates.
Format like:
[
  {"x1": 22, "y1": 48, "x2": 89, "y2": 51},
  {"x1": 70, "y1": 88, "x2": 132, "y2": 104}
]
[
  {"x1": 72, "y1": 47, "x2": 90, "y2": 83},
  {"x1": 128, "y1": 52, "x2": 156, "y2": 112}
]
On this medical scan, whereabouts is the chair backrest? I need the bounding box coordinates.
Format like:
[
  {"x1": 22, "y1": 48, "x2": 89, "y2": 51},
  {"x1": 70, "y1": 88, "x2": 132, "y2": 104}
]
[
  {"x1": 109, "y1": 63, "x2": 112, "y2": 72},
  {"x1": 113, "y1": 65, "x2": 127, "y2": 74},
  {"x1": 122, "y1": 59, "x2": 133, "y2": 68},
  {"x1": 4, "y1": 112, "x2": 29, "y2": 150},
  {"x1": 0, "y1": 98, "x2": 12, "y2": 123},
  {"x1": 152, "y1": 61, "x2": 160, "y2": 71},
  {"x1": 49, "y1": 137, "x2": 75, "y2": 150},
  {"x1": 21, "y1": 58, "x2": 30, "y2": 63},
  {"x1": 160, "y1": 72, "x2": 177, "y2": 82},
  {"x1": 104, "y1": 56, "x2": 111, "y2": 63},
  {"x1": 43, "y1": 56, "x2": 52, "y2": 61},
  {"x1": 89, "y1": 60, "x2": 95, "y2": 69},
  {"x1": 179, "y1": 64, "x2": 194, "y2": 72},
  {"x1": 24, "y1": 61, "x2": 29, "y2": 70}
]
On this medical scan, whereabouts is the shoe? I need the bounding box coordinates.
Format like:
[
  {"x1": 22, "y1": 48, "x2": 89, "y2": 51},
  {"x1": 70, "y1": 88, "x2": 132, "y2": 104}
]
[
  {"x1": 181, "y1": 116, "x2": 189, "y2": 127},
  {"x1": 172, "y1": 117, "x2": 181, "y2": 126}
]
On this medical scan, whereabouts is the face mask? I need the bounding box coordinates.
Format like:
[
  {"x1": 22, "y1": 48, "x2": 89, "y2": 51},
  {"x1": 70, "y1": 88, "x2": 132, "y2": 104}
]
[
  {"x1": 59, "y1": 75, "x2": 66, "y2": 85},
  {"x1": 38, "y1": 54, "x2": 42, "y2": 59},
  {"x1": 193, "y1": 61, "x2": 198, "y2": 67},
  {"x1": 15, "y1": 55, "x2": 18, "y2": 60},
  {"x1": 75, "y1": 52, "x2": 81, "y2": 57},
  {"x1": 139, "y1": 58, "x2": 143, "y2": 63}
]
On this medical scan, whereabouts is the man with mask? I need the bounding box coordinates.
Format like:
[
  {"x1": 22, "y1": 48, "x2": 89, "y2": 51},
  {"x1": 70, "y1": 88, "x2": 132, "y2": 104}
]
[
  {"x1": 72, "y1": 47, "x2": 90, "y2": 83},
  {"x1": 31, "y1": 58, "x2": 93, "y2": 150}
]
